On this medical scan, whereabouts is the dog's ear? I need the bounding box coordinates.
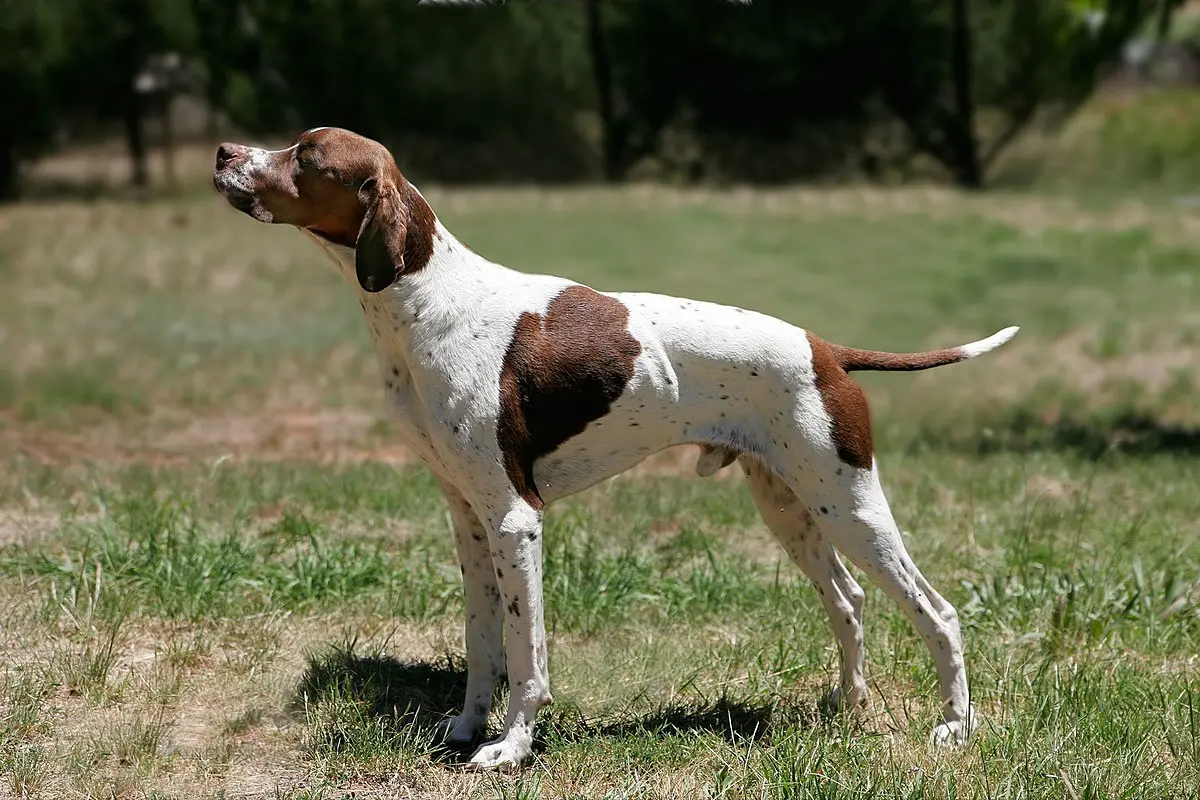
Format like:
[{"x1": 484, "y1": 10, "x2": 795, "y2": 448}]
[{"x1": 354, "y1": 176, "x2": 405, "y2": 293}]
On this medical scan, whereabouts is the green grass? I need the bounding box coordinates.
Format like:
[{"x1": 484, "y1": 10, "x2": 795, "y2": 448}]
[
  {"x1": 1, "y1": 171, "x2": 1199, "y2": 797},
  {"x1": 1017, "y1": 88, "x2": 1200, "y2": 193}
]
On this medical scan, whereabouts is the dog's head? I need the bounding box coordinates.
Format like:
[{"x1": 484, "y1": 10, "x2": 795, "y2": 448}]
[{"x1": 212, "y1": 127, "x2": 434, "y2": 292}]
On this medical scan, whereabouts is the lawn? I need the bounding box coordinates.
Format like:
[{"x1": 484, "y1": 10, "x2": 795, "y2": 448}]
[{"x1": 1, "y1": 171, "x2": 1198, "y2": 798}]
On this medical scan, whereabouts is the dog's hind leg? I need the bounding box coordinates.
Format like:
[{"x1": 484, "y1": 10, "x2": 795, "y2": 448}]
[
  {"x1": 741, "y1": 456, "x2": 868, "y2": 713},
  {"x1": 789, "y1": 461, "x2": 977, "y2": 746}
]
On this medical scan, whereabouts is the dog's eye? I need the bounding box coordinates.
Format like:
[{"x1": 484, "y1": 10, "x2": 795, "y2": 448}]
[{"x1": 296, "y1": 145, "x2": 318, "y2": 169}]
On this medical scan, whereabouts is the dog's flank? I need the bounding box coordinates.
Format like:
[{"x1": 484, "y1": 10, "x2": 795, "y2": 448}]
[
  {"x1": 212, "y1": 126, "x2": 1019, "y2": 769},
  {"x1": 691, "y1": 328, "x2": 1020, "y2": 479},
  {"x1": 498, "y1": 285, "x2": 643, "y2": 511}
]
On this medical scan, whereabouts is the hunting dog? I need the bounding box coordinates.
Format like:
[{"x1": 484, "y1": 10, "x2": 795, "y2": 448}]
[{"x1": 212, "y1": 127, "x2": 1018, "y2": 769}]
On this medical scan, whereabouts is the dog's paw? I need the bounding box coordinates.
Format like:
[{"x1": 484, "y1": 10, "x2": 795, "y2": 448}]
[
  {"x1": 464, "y1": 733, "x2": 532, "y2": 771},
  {"x1": 435, "y1": 713, "x2": 486, "y2": 746},
  {"x1": 929, "y1": 706, "x2": 979, "y2": 748},
  {"x1": 818, "y1": 684, "x2": 868, "y2": 718}
]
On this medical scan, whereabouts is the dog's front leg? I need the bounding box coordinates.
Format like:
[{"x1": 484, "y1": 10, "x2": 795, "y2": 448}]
[
  {"x1": 436, "y1": 482, "x2": 504, "y2": 747},
  {"x1": 465, "y1": 497, "x2": 551, "y2": 770}
]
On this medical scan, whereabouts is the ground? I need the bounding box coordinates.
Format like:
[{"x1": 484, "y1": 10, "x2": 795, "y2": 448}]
[{"x1": 1, "y1": 165, "x2": 1199, "y2": 798}]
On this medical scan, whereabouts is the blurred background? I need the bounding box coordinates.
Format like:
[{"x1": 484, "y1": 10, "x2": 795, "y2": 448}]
[
  {"x1": 5, "y1": 0, "x2": 1200, "y2": 196},
  {"x1": 3, "y1": 4, "x2": 1200, "y2": 797},
  {"x1": 4, "y1": 0, "x2": 1200, "y2": 460},
  {"x1": 3, "y1": 0, "x2": 1200, "y2": 459}
]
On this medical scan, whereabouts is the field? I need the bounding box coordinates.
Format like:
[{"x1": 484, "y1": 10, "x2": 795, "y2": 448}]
[{"x1": 2, "y1": 164, "x2": 1199, "y2": 798}]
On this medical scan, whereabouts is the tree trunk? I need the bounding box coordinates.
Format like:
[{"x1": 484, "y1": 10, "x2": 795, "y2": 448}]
[
  {"x1": 947, "y1": 0, "x2": 984, "y2": 189},
  {"x1": 125, "y1": 91, "x2": 149, "y2": 188},
  {"x1": 1156, "y1": 0, "x2": 1174, "y2": 42},
  {"x1": 0, "y1": 142, "x2": 20, "y2": 202},
  {"x1": 161, "y1": 96, "x2": 176, "y2": 190},
  {"x1": 584, "y1": 0, "x2": 622, "y2": 182}
]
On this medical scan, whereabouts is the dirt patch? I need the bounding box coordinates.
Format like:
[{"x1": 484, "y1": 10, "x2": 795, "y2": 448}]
[
  {"x1": 1023, "y1": 325, "x2": 1200, "y2": 396},
  {"x1": 0, "y1": 509, "x2": 67, "y2": 546},
  {"x1": 1023, "y1": 474, "x2": 1083, "y2": 505},
  {"x1": 2, "y1": 407, "x2": 408, "y2": 468},
  {"x1": 3, "y1": 404, "x2": 753, "y2": 487},
  {"x1": 7, "y1": 611, "x2": 479, "y2": 799},
  {"x1": 154, "y1": 408, "x2": 403, "y2": 463}
]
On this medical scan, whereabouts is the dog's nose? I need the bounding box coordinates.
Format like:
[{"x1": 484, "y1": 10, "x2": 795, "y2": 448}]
[{"x1": 215, "y1": 143, "x2": 248, "y2": 170}]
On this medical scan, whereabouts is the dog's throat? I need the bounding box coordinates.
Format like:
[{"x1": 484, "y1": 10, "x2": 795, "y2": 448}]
[{"x1": 307, "y1": 227, "x2": 356, "y2": 249}]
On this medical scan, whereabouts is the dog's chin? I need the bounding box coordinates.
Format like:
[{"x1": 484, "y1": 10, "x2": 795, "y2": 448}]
[{"x1": 213, "y1": 173, "x2": 274, "y2": 223}]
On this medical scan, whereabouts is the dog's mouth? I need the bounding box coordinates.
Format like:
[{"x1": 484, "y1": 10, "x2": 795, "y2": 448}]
[{"x1": 213, "y1": 170, "x2": 272, "y2": 222}]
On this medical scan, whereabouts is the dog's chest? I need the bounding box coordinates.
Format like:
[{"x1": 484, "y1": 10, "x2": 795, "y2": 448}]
[
  {"x1": 355, "y1": 300, "x2": 446, "y2": 463},
  {"x1": 358, "y1": 293, "x2": 512, "y2": 474}
]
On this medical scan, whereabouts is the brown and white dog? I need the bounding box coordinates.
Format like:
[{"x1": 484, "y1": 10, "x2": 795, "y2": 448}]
[{"x1": 212, "y1": 127, "x2": 1018, "y2": 769}]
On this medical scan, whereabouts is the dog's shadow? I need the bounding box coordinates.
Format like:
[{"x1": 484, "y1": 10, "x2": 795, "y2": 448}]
[
  {"x1": 291, "y1": 644, "x2": 474, "y2": 762},
  {"x1": 292, "y1": 644, "x2": 820, "y2": 762}
]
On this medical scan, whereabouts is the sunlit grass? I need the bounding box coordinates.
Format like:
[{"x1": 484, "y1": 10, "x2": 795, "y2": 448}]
[{"x1": 1, "y1": 178, "x2": 1198, "y2": 797}]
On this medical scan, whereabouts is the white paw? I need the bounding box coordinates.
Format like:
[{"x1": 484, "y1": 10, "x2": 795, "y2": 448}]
[
  {"x1": 930, "y1": 706, "x2": 979, "y2": 748},
  {"x1": 819, "y1": 685, "x2": 867, "y2": 715},
  {"x1": 435, "y1": 713, "x2": 485, "y2": 745},
  {"x1": 465, "y1": 732, "x2": 533, "y2": 771}
]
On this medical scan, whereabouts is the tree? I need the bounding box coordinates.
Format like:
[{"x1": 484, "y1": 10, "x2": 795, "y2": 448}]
[
  {"x1": 592, "y1": 0, "x2": 1181, "y2": 187},
  {"x1": 0, "y1": 1, "x2": 68, "y2": 200},
  {"x1": 584, "y1": 0, "x2": 621, "y2": 182},
  {"x1": 593, "y1": 0, "x2": 912, "y2": 182},
  {"x1": 59, "y1": 0, "x2": 198, "y2": 187},
  {"x1": 198, "y1": 0, "x2": 592, "y2": 182},
  {"x1": 879, "y1": 0, "x2": 1186, "y2": 188}
]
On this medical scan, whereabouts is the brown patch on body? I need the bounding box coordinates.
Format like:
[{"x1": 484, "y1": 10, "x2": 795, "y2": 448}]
[
  {"x1": 497, "y1": 286, "x2": 642, "y2": 509},
  {"x1": 806, "y1": 332, "x2": 874, "y2": 470}
]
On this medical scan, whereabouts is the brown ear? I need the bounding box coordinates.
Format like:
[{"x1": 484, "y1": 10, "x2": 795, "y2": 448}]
[{"x1": 354, "y1": 177, "x2": 405, "y2": 293}]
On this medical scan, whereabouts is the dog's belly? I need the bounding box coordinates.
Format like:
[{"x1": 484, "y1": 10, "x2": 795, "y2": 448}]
[{"x1": 531, "y1": 412, "x2": 682, "y2": 502}]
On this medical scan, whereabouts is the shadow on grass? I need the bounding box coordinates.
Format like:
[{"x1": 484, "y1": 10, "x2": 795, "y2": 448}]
[
  {"x1": 293, "y1": 641, "x2": 469, "y2": 725},
  {"x1": 929, "y1": 408, "x2": 1200, "y2": 459},
  {"x1": 542, "y1": 693, "x2": 820, "y2": 748},
  {"x1": 294, "y1": 641, "x2": 820, "y2": 763}
]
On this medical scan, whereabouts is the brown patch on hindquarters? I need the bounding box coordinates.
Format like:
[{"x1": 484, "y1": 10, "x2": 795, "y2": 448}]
[
  {"x1": 806, "y1": 332, "x2": 874, "y2": 470},
  {"x1": 497, "y1": 286, "x2": 642, "y2": 509}
]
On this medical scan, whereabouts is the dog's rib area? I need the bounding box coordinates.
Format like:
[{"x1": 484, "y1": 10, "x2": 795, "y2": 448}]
[{"x1": 497, "y1": 286, "x2": 642, "y2": 510}]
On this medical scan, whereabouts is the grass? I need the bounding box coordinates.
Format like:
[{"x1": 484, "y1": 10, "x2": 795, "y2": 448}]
[{"x1": 1, "y1": 152, "x2": 1199, "y2": 797}]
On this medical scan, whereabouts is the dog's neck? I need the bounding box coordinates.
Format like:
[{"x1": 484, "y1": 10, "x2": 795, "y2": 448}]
[{"x1": 300, "y1": 220, "x2": 496, "y2": 373}]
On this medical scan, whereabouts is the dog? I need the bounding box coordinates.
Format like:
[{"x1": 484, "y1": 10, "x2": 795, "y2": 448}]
[{"x1": 212, "y1": 127, "x2": 1018, "y2": 769}]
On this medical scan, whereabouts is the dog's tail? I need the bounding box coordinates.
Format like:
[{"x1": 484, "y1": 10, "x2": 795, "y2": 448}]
[{"x1": 831, "y1": 326, "x2": 1020, "y2": 372}]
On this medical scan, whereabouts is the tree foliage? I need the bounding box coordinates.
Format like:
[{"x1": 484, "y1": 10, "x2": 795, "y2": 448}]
[
  {"x1": 0, "y1": 0, "x2": 1184, "y2": 198},
  {"x1": 0, "y1": 0, "x2": 69, "y2": 198},
  {"x1": 876, "y1": 0, "x2": 1187, "y2": 187}
]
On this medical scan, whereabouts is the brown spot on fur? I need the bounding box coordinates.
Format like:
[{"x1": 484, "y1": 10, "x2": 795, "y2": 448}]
[
  {"x1": 497, "y1": 286, "x2": 642, "y2": 509},
  {"x1": 807, "y1": 332, "x2": 873, "y2": 470}
]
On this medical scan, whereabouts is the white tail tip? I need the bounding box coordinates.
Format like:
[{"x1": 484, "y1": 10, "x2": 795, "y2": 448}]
[{"x1": 960, "y1": 326, "x2": 1020, "y2": 359}]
